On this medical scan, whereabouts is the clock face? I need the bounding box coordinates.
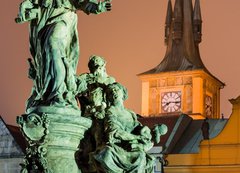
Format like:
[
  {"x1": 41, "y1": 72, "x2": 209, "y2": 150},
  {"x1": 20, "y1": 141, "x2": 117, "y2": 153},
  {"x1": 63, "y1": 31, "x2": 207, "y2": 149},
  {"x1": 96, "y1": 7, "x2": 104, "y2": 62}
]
[
  {"x1": 205, "y1": 95, "x2": 213, "y2": 117},
  {"x1": 161, "y1": 91, "x2": 181, "y2": 113}
]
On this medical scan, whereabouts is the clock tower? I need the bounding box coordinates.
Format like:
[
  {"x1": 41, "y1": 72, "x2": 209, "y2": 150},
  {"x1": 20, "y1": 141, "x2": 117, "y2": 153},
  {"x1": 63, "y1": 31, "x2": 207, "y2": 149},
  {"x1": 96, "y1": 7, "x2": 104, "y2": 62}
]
[{"x1": 138, "y1": 0, "x2": 224, "y2": 119}]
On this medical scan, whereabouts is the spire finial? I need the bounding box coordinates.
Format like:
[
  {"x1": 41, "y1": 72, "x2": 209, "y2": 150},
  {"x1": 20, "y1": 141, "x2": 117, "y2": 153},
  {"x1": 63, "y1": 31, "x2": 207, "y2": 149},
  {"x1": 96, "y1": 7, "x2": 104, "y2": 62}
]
[
  {"x1": 172, "y1": 0, "x2": 183, "y2": 41},
  {"x1": 165, "y1": 0, "x2": 173, "y2": 45},
  {"x1": 193, "y1": 0, "x2": 202, "y2": 43}
]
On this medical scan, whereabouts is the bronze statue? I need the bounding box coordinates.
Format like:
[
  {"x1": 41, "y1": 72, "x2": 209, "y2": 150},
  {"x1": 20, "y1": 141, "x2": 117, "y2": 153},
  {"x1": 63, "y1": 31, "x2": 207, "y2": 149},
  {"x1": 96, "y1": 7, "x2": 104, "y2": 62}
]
[
  {"x1": 93, "y1": 83, "x2": 155, "y2": 173},
  {"x1": 16, "y1": 0, "x2": 112, "y2": 110}
]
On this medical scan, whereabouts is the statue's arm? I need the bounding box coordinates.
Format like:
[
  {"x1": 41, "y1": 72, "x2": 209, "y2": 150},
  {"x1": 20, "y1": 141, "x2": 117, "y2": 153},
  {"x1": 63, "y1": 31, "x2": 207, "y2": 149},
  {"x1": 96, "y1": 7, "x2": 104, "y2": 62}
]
[
  {"x1": 76, "y1": 0, "x2": 111, "y2": 15},
  {"x1": 105, "y1": 116, "x2": 140, "y2": 143},
  {"x1": 15, "y1": 0, "x2": 39, "y2": 23}
]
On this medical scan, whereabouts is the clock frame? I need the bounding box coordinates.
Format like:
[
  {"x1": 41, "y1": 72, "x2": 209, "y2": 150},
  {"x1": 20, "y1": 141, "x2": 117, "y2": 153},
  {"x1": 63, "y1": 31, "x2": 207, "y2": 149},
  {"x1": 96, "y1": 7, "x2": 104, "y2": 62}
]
[
  {"x1": 205, "y1": 95, "x2": 213, "y2": 117},
  {"x1": 161, "y1": 91, "x2": 182, "y2": 113}
]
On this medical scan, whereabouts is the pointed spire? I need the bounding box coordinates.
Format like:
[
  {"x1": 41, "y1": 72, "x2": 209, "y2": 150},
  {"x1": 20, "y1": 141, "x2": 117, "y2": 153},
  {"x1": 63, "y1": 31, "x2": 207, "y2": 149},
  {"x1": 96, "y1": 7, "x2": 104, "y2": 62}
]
[
  {"x1": 193, "y1": 0, "x2": 202, "y2": 43},
  {"x1": 165, "y1": 0, "x2": 173, "y2": 45},
  {"x1": 194, "y1": 0, "x2": 202, "y2": 20},
  {"x1": 139, "y1": 0, "x2": 206, "y2": 75},
  {"x1": 172, "y1": 0, "x2": 183, "y2": 41}
]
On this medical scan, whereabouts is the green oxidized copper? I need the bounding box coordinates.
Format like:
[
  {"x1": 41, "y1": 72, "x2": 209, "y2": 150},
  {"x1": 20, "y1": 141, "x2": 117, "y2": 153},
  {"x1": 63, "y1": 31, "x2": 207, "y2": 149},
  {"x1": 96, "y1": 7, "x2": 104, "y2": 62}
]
[
  {"x1": 15, "y1": 1, "x2": 112, "y2": 173},
  {"x1": 93, "y1": 82, "x2": 155, "y2": 173},
  {"x1": 78, "y1": 81, "x2": 168, "y2": 173},
  {"x1": 15, "y1": 0, "x2": 112, "y2": 110},
  {"x1": 15, "y1": 0, "x2": 168, "y2": 172},
  {"x1": 76, "y1": 55, "x2": 115, "y2": 114}
]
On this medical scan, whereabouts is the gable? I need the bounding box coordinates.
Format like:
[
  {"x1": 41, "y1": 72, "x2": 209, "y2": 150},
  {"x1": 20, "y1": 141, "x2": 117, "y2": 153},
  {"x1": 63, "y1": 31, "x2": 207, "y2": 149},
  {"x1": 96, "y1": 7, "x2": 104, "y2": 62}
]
[{"x1": 0, "y1": 117, "x2": 24, "y2": 158}]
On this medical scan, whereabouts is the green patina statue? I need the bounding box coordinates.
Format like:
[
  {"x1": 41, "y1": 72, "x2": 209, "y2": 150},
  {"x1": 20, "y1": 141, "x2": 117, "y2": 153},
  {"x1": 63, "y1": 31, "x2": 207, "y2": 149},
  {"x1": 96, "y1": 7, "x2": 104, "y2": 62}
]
[
  {"x1": 15, "y1": 0, "x2": 111, "y2": 110},
  {"x1": 76, "y1": 55, "x2": 115, "y2": 113},
  {"x1": 93, "y1": 82, "x2": 155, "y2": 173},
  {"x1": 15, "y1": 1, "x2": 113, "y2": 173},
  {"x1": 15, "y1": 0, "x2": 168, "y2": 171},
  {"x1": 75, "y1": 58, "x2": 168, "y2": 173}
]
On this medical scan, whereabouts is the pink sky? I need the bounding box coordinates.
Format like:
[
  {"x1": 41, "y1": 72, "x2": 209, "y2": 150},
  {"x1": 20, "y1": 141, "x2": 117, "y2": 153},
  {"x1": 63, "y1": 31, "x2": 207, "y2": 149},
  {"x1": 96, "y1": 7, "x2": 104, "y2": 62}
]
[{"x1": 1, "y1": 0, "x2": 240, "y2": 125}]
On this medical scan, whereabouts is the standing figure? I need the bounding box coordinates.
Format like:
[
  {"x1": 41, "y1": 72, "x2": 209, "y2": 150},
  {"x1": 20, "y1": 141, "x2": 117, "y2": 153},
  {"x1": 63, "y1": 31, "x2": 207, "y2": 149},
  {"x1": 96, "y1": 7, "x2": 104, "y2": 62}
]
[
  {"x1": 93, "y1": 82, "x2": 155, "y2": 173},
  {"x1": 201, "y1": 118, "x2": 210, "y2": 140},
  {"x1": 16, "y1": 0, "x2": 112, "y2": 110},
  {"x1": 78, "y1": 86, "x2": 107, "y2": 172}
]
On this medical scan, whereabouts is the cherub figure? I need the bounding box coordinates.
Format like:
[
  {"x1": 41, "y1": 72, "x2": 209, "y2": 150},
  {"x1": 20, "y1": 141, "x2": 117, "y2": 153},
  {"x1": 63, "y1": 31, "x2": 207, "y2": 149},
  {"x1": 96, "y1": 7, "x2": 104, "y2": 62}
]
[
  {"x1": 84, "y1": 87, "x2": 106, "y2": 120},
  {"x1": 15, "y1": 0, "x2": 39, "y2": 23}
]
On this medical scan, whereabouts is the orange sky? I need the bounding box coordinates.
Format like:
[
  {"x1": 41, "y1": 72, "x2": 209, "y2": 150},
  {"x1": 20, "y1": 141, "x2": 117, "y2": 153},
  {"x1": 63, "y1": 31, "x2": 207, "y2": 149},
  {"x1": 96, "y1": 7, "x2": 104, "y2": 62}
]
[{"x1": 1, "y1": 0, "x2": 240, "y2": 125}]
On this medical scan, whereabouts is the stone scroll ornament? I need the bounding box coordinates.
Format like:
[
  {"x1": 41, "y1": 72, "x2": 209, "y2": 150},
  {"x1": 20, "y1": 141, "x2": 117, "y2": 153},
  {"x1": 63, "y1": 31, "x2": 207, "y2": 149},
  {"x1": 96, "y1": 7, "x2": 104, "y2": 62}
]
[{"x1": 15, "y1": 0, "x2": 112, "y2": 173}]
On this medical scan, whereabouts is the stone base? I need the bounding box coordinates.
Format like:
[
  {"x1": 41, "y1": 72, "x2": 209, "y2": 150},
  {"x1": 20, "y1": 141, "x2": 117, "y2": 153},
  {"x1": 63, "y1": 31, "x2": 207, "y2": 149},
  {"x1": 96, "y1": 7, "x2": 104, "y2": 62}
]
[{"x1": 17, "y1": 106, "x2": 92, "y2": 173}]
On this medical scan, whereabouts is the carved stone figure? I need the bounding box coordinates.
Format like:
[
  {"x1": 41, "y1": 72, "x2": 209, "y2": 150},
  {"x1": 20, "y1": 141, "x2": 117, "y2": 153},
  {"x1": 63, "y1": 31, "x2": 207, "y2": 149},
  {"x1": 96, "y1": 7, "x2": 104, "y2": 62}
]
[
  {"x1": 77, "y1": 55, "x2": 115, "y2": 113},
  {"x1": 15, "y1": 0, "x2": 112, "y2": 110},
  {"x1": 15, "y1": 1, "x2": 112, "y2": 173},
  {"x1": 15, "y1": 1, "x2": 169, "y2": 172},
  {"x1": 93, "y1": 83, "x2": 155, "y2": 173},
  {"x1": 201, "y1": 118, "x2": 210, "y2": 140},
  {"x1": 78, "y1": 86, "x2": 107, "y2": 172},
  {"x1": 152, "y1": 124, "x2": 168, "y2": 144},
  {"x1": 84, "y1": 87, "x2": 106, "y2": 120}
]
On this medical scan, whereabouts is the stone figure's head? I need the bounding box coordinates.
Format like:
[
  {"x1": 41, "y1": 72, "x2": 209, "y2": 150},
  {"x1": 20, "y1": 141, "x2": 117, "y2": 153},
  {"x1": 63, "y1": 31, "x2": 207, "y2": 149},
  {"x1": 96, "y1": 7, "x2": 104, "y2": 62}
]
[
  {"x1": 89, "y1": 87, "x2": 105, "y2": 105},
  {"x1": 106, "y1": 82, "x2": 128, "y2": 105},
  {"x1": 153, "y1": 124, "x2": 168, "y2": 144},
  {"x1": 88, "y1": 55, "x2": 106, "y2": 73}
]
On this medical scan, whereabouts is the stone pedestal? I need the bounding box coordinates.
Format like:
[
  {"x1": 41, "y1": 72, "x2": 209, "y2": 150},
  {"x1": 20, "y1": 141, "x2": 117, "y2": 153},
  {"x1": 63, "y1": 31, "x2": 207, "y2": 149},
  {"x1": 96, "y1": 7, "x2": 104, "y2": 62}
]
[{"x1": 17, "y1": 106, "x2": 92, "y2": 173}]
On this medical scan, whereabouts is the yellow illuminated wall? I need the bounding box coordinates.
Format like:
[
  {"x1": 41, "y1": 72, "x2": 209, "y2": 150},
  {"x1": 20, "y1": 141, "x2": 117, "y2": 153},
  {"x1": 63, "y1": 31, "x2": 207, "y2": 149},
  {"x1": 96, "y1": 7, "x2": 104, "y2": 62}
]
[{"x1": 165, "y1": 96, "x2": 240, "y2": 173}]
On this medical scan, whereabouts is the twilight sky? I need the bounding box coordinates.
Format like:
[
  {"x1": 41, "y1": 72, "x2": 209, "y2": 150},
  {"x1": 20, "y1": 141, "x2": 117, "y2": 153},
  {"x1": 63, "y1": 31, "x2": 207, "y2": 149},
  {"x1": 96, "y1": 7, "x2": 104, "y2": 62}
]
[{"x1": 1, "y1": 0, "x2": 240, "y2": 125}]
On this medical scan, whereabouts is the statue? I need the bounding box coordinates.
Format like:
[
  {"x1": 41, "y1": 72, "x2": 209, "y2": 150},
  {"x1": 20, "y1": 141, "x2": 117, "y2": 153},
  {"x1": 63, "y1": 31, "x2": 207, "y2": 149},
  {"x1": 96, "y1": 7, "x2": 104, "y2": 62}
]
[
  {"x1": 77, "y1": 55, "x2": 115, "y2": 113},
  {"x1": 15, "y1": 0, "x2": 112, "y2": 110},
  {"x1": 76, "y1": 56, "x2": 115, "y2": 172},
  {"x1": 92, "y1": 82, "x2": 155, "y2": 173},
  {"x1": 15, "y1": 1, "x2": 112, "y2": 173},
  {"x1": 201, "y1": 118, "x2": 210, "y2": 140},
  {"x1": 76, "y1": 60, "x2": 168, "y2": 173},
  {"x1": 15, "y1": 0, "x2": 168, "y2": 172},
  {"x1": 77, "y1": 86, "x2": 107, "y2": 172}
]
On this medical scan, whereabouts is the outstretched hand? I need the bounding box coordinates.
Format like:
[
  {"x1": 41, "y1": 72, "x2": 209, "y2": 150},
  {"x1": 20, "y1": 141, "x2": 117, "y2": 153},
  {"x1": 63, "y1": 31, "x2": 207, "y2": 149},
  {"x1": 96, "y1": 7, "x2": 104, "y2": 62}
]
[
  {"x1": 105, "y1": 2, "x2": 112, "y2": 11},
  {"x1": 98, "y1": 0, "x2": 112, "y2": 13}
]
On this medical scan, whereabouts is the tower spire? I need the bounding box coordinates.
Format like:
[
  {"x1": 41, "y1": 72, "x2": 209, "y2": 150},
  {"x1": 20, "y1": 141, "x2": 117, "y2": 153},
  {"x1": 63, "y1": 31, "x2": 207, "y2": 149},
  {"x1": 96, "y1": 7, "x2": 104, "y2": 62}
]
[
  {"x1": 165, "y1": 0, "x2": 173, "y2": 45},
  {"x1": 138, "y1": 0, "x2": 224, "y2": 118},
  {"x1": 193, "y1": 0, "x2": 202, "y2": 43},
  {"x1": 140, "y1": 0, "x2": 209, "y2": 75},
  {"x1": 172, "y1": 0, "x2": 183, "y2": 41}
]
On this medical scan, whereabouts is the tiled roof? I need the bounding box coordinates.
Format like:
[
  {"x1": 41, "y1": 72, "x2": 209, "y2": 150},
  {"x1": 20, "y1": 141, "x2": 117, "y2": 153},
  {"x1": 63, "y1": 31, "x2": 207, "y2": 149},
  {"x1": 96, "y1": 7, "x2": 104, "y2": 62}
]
[
  {"x1": 6, "y1": 125, "x2": 26, "y2": 153},
  {"x1": 139, "y1": 114, "x2": 180, "y2": 147},
  {"x1": 139, "y1": 114, "x2": 228, "y2": 154},
  {"x1": 172, "y1": 118, "x2": 228, "y2": 154}
]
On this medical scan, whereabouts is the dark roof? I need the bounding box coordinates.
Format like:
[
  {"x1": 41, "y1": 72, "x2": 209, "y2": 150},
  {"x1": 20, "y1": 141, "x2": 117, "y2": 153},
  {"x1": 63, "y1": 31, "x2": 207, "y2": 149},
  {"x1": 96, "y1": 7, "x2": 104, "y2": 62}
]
[
  {"x1": 0, "y1": 116, "x2": 25, "y2": 158},
  {"x1": 6, "y1": 125, "x2": 27, "y2": 152},
  {"x1": 139, "y1": 114, "x2": 180, "y2": 147},
  {"x1": 172, "y1": 118, "x2": 228, "y2": 154},
  {"x1": 139, "y1": 114, "x2": 228, "y2": 154}
]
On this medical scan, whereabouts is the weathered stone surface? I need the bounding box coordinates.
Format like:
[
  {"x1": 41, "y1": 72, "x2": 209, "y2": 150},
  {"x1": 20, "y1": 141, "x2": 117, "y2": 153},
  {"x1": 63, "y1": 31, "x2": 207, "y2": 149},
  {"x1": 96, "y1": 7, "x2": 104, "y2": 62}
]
[{"x1": 17, "y1": 107, "x2": 92, "y2": 173}]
